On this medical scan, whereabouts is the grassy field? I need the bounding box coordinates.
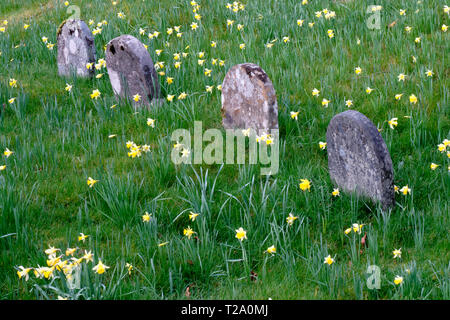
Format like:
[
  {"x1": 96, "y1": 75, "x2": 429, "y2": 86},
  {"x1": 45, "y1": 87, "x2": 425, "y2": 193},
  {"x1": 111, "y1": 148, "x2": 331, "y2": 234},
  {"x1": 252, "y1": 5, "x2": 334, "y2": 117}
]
[{"x1": 0, "y1": 0, "x2": 449, "y2": 300}]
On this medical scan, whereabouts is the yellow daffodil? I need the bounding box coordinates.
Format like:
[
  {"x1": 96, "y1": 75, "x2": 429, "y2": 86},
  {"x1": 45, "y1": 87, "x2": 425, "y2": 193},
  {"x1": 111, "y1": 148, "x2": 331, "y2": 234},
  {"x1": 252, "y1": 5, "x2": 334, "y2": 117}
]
[
  {"x1": 399, "y1": 185, "x2": 411, "y2": 195},
  {"x1": 90, "y1": 89, "x2": 101, "y2": 100},
  {"x1": 290, "y1": 111, "x2": 299, "y2": 120},
  {"x1": 183, "y1": 226, "x2": 196, "y2": 239},
  {"x1": 65, "y1": 83, "x2": 72, "y2": 92},
  {"x1": 352, "y1": 223, "x2": 364, "y2": 234},
  {"x1": 4, "y1": 148, "x2": 13, "y2": 157},
  {"x1": 142, "y1": 211, "x2": 152, "y2": 222},
  {"x1": 82, "y1": 250, "x2": 93, "y2": 263},
  {"x1": 78, "y1": 233, "x2": 89, "y2": 242},
  {"x1": 327, "y1": 29, "x2": 335, "y2": 38},
  {"x1": 235, "y1": 227, "x2": 247, "y2": 241},
  {"x1": 125, "y1": 263, "x2": 133, "y2": 275},
  {"x1": 189, "y1": 211, "x2": 199, "y2": 221},
  {"x1": 92, "y1": 260, "x2": 110, "y2": 274},
  {"x1": 394, "y1": 275, "x2": 403, "y2": 285},
  {"x1": 45, "y1": 246, "x2": 60, "y2": 256},
  {"x1": 324, "y1": 255, "x2": 334, "y2": 265},
  {"x1": 17, "y1": 266, "x2": 32, "y2": 281},
  {"x1": 319, "y1": 142, "x2": 327, "y2": 150},
  {"x1": 299, "y1": 179, "x2": 311, "y2": 192},
  {"x1": 147, "y1": 118, "x2": 155, "y2": 127},
  {"x1": 388, "y1": 118, "x2": 398, "y2": 129},
  {"x1": 87, "y1": 177, "x2": 98, "y2": 188},
  {"x1": 430, "y1": 163, "x2": 439, "y2": 170},
  {"x1": 266, "y1": 245, "x2": 276, "y2": 255},
  {"x1": 332, "y1": 188, "x2": 340, "y2": 197},
  {"x1": 409, "y1": 94, "x2": 418, "y2": 104},
  {"x1": 437, "y1": 143, "x2": 446, "y2": 153},
  {"x1": 133, "y1": 94, "x2": 141, "y2": 102},
  {"x1": 65, "y1": 247, "x2": 77, "y2": 256},
  {"x1": 286, "y1": 213, "x2": 298, "y2": 226},
  {"x1": 9, "y1": 78, "x2": 17, "y2": 87}
]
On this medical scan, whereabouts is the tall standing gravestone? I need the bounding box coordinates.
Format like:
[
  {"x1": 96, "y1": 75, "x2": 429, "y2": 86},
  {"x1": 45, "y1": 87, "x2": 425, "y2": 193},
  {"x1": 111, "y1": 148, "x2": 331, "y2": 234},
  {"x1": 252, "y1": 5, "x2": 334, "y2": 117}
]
[
  {"x1": 221, "y1": 63, "x2": 278, "y2": 131},
  {"x1": 57, "y1": 19, "x2": 96, "y2": 77},
  {"x1": 105, "y1": 35, "x2": 160, "y2": 105},
  {"x1": 326, "y1": 110, "x2": 395, "y2": 208}
]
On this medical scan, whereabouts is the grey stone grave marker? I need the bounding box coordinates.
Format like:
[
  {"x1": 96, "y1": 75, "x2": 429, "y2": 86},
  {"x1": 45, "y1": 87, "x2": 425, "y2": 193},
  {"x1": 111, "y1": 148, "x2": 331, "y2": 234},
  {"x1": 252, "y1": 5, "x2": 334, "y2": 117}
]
[
  {"x1": 57, "y1": 19, "x2": 96, "y2": 77},
  {"x1": 221, "y1": 63, "x2": 278, "y2": 131},
  {"x1": 326, "y1": 110, "x2": 395, "y2": 208},
  {"x1": 105, "y1": 35, "x2": 160, "y2": 105}
]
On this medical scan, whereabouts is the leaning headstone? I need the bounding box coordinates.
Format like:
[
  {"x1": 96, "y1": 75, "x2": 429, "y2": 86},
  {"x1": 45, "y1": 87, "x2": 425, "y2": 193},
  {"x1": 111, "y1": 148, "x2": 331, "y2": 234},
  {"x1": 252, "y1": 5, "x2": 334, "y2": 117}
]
[
  {"x1": 105, "y1": 35, "x2": 160, "y2": 105},
  {"x1": 57, "y1": 19, "x2": 96, "y2": 77},
  {"x1": 221, "y1": 63, "x2": 278, "y2": 131},
  {"x1": 326, "y1": 110, "x2": 394, "y2": 208}
]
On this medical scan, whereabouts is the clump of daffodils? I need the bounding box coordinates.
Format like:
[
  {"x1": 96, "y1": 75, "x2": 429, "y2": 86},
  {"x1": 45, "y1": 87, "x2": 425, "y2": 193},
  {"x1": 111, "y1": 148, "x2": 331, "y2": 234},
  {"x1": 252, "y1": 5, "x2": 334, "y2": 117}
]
[
  {"x1": 437, "y1": 139, "x2": 450, "y2": 153},
  {"x1": 225, "y1": 1, "x2": 245, "y2": 12},
  {"x1": 126, "y1": 140, "x2": 150, "y2": 158},
  {"x1": 15, "y1": 243, "x2": 110, "y2": 284}
]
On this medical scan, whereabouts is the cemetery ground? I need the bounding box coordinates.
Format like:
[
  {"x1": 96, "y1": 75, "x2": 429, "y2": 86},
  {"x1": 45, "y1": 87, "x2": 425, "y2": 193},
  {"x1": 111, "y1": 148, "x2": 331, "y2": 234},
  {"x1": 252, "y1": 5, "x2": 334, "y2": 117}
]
[{"x1": 0, "y1": 0, "x2": 449, "y2": 300}]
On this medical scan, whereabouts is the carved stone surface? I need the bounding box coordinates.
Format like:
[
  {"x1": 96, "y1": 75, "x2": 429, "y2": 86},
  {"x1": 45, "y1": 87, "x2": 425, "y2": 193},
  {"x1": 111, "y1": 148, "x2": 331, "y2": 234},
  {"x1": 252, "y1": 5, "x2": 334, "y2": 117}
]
[
  {"x1": 221, "y1": 63, "x2": 278, "y2": 131},
  {"x1": 57, "y1": 19, "x2": 96, "y2": 77},
  {"x1": 326, "y1": 110, "x2": 395, "y2": 208},
  {"x1": 105, "y1": 35, "x2": 160, "y2": 105}
]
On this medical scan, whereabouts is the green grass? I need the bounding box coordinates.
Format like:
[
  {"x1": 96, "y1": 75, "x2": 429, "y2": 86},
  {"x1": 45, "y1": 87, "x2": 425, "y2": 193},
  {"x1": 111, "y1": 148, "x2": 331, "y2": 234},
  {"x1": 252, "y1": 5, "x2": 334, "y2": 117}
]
[{"x1": 0, "y1": 0, "x2": 449, "y2": 300}]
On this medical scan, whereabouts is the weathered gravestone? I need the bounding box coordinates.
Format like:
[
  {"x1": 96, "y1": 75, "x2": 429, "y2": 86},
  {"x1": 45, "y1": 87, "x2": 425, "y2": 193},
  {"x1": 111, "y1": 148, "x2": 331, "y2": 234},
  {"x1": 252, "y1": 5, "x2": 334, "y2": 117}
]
[
  {"x1": 326, "y1": 110, "x2": 395, "y2": 208},
  {"x1": 57, "y1": 19, "x2": 96, "y2": 77},
  {"x1": 105, "y1": 35, "x2": 160, "y2": 105},
  {"x1": 221, "y1": 63, "x2": 278, "y2": 131}
]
